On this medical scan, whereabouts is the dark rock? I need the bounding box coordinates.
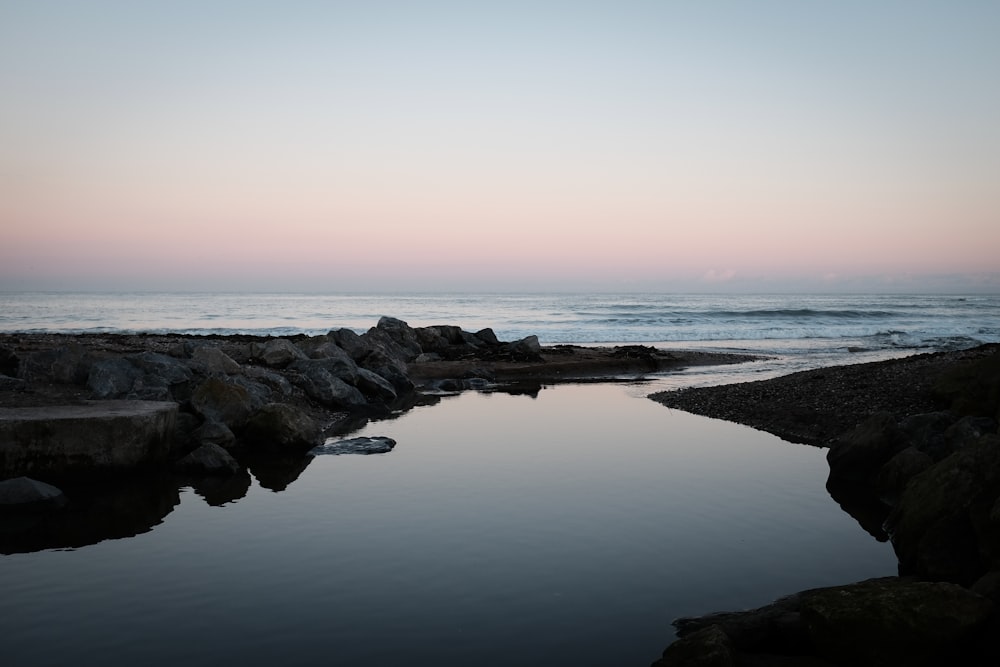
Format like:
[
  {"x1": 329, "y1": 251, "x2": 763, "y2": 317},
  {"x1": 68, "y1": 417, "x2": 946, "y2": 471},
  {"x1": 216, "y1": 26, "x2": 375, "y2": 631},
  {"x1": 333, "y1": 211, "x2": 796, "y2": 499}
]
[
  {"x1": 415, "y1": 352, "x2": 443, "y2": 363},
  {"x1": 652, "y1": 624, "x2": 736, "y2": 666},
  {"x1": 0, "y1": 373, "x2": 26, "y2": 390},
  {"x1": 475, "y1": 328, "x2": 500, "y2": 346},
  {"x1": 310, "y1": 436, "x2": 396, "y2": 456},
  {"x1": 971, "y1": 570, "x2": 1000, "y2": 602},
  {"x1": 899, "y1": 411, "x2": 956, "y2": 461},
  {"x1": 875, "y1": 446, "x2": 934, "y2": 502},
  {"x1": 19, "y1": 345, "x2": 92, "y2": 384},
  {"x1": 885, "y1": 434, "x2": 1000, "y2": 583},
  {"x1": 190, "y1": 377, "x2": 256, "y2": 429},
  {"x1": 0, "y1": 476, "x2": 67, "y2": 509},
  {"x1": 251, "y1": 338, "x2": 308, "y2": 368},
  {"x1": 358, "y1": 347, "x2": 413, "y2": 394},
  {"x1": 932, "y1": 350, "x2": 1000, "y2": 417},
  {"x1": 0, "y1": 345, "x2": 19, "y2": 376},
  {"x1": 189, "y1": 346, "x2": 242, "y2": 375},
  {"x1": 373, "y1": 316, "x2": 423, "y2": 361},
  {"x1": 289, "y1": 363, "x2": 367, "y2": 410},
  {"x1": 945, "y1": 415, "x2": 998, "y2": 451},
  {"x1": 231, "y1": 375, "x2": 273, "y2": 407},
  {"x1": 244, "y1": 366, "x2": 293, "y2": 397},
  {"x1": 826, "y1": 412, "x2": 903, "y2": 485},
  {"x1": 327, "y1": 328, "x2": 369, "y2": 361},
  {"x1": 673, "y1": 591, "x2": 811, "y2": 655},
  {"x1": 0, "y1": 401, "x2": 177, "y2": 480},
  {"x1": 242, "y1": 403, "x2": 320, "y2": 451},
  {"x1": 192, "y1": 420, "x2": 236, "y2": 449},
  {"x1": 188, "y1": 468, "x2": 252, "y2": 506},
  {"x1": 173, "y1": 443, "x2": 240, "y2": 475},
  {"x1": 288, "y1": 356, "x2": 359, "y2": 386},
  {"x1": 87, "y1": 357, "x2": 143, "y2": 398},
  {"x1": 243, "y1": 451, "x2": 312, "y2": 492},
  {"x1": 799, "y1": 578, "x2": 994, "y2": 666},
  {"x1": 355, "y1": 368, "x2": 398, "y2": 402},
  {"x1": 131, "y1": 351, "x2": 194, "y2": 384},
  {"x1": 509, "y1": 334, "x2": 542, "y2": 361}
]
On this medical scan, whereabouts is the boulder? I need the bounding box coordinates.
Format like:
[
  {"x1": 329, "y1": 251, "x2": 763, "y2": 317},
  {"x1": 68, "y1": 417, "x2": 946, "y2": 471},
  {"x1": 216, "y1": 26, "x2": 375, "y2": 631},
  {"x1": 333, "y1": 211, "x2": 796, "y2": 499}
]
[
  {"x1": 18, "y1": 345, "x2": 92, "y2": 384},
  {"x1": 288, "y1": 356, "x2": 359, "y2": 386},
  {"x1": 0, "y1": 345, "x2": 19, "y2": 376},
  {"x1": 885, "y1": 434, "x2": 1000, "y2": 583},
  {"x1": 826, "y1": 412, "x2": 903, "y2": 485},
  {"x1": 173, "y1": 443, "x2": 240, "y2": 476},
  {"x1": 244, "y1": 366, "x2": 293, "y2": 397},
  {"x1": 875, "y1": 446, "x2": 934, "y2": 502},
  {"x1": 355, "y1": 367, "x2": 398, "y2": 402},
  {"x1": 130, "y1": 351, "x2": 194, "y2": 385},
  {"x1": 0, "y1": 401, "x2": 177, "y2": 480},
  {"x1": 290, "y1": 364, "x2": 367, "y2": 410},
  {"x1": 251, "y1": 338, "x2": 308, "y2": 368},
  {"x1": 799, "y1": 578, "x2": 994, "y2": 666},
  {"x1": 327, "y1": 328, "x2": 370, "y2": 361},
  {"x1": 310, "y1": 436, "x2": 396, "y2": 456},
  {"x1": 189, "y1": 346, "x2": 242, "y2": 375},
  {"x1": 475, "y1": 328, "x2": 500, "y2": 346},
  {"x1": 87, "y1": 357, "x2": 143, "y2": 398},
  {"x1": 509, "y1": 335, "x2": 543, "y2": 361},
  {"x1": 242, "y1": 403, "x2": 320, "y2": 451},
  {"x1": 899, "y1": 411, "x2": 956, "y2": 461},
  {"x1": 0, "y1": 476, "x2": 67, "y2": 509},
  {"x1": 373, "y1": 316, "x2": 423, "y2": 361},
  {"x1": 190, "y1": 377, "x2": 256, "y2": 429}
]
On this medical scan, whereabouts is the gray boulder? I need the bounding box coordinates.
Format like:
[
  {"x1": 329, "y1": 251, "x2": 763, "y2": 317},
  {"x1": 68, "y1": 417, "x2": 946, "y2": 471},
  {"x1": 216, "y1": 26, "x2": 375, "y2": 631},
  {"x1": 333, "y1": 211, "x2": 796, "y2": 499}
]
[
  {"x1": 87, "y1": 357, "x2": 143, "y2": 398},
  {"x1": 243, "y1": 403, "x2": 320, "y2": 451},
  {"x1": 355, "y1": 367, "x2": 398, "y2": 402},
  {"x1": 130, "y1": 351, "x2": 194, "y2": 385},
  {"x1": 18, "y1": 345, "x2": 92, "y2": 384},
  {"x1": 251, "y1": 338, "x2": 308, "y2": 368},
  {"x1": 288, "y1": 356, "x2": 359, "y2": 386},
  {"x1": 875, "y1": 446, "x2": 934, "y2": 502},
  {"x1": 372, "y1": 316, "x2": 423, "y2": 361},
  {"x1": 244, "y1": 366, "x2": 293, "y2": 397},
  {"x1": 189, "y1": 346, "x2": 242, "y2": 375},
  {"x1": 327, "y1": 328, "x2": 370, "y2": 361},
  {"x1": 475, "y1": 328, "x2": 500, "y2": 345},
  {"x1": 290, "y1": 364, "x2": 367, "y2": 410},
  {"x1": 192, "y1": 420, "x2": 236, "y2": 449},
  {"x1": 509, "y1": 335, "x2": 542, "y2": 361},
  {"x1": 173, "y1": 443, "x2": 240, "y2": 476}
]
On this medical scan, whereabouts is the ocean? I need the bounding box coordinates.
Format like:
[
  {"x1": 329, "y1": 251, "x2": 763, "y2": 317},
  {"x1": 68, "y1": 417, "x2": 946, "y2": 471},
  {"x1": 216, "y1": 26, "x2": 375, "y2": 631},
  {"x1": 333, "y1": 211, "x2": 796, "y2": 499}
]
[{"x1": 1, "y1": 291, "x2": 996, "y2": 666}]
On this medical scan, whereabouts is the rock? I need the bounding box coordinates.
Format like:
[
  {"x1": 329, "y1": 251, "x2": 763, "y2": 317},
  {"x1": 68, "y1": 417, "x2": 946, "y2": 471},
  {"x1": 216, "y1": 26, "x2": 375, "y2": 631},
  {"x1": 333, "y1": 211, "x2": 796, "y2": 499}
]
[
  {"x1": 242, "y1": 403, "x2": 320, "y2": 450},
  {"x1": 87, "y1": 357, "x2": 143, "y2": 398},
  {"x1": 0, "y1": 476, "x2": 67, "y2": 509},
  {"x1": 944, "y1": 415, "x2": 998, "y2": 451},
  {"x1": 244, "y1": 366, "x2": 293, "y2": 396},
  {"x1": 652, "y1": 624, "x2": 736, "y2": 667},
  {"x1": 899, "y1": 411, "x2": 956, "y2": 461},
  {"x1": 875, "y1": 446, "x2": 934, "y2": 502},
  {"x1": 0, "y1": 401, "x2": 177, "y2": 480},
  {"x1": 192, "y1": 420, "x2": 236, "y2": 449},
  {"x1": 355, "y1": 367, "x2": 398, "y2": 402},
  {"x1": 799, "y1": 578, "x2": 994, "y2": 666},
  {"x1": 327, "y1": 328, "x2": 369, "y2": 361},
  {"x1": 509, "y1": 335, "x2": 542, "y2": 361},
  {"x1": 932, "y1": 350, "x2": 1000, "y2": 417},
  {"x1": 475, "y1": 328, "x2": 500, "y2": 346},
  {"x1": 826, "y1": 412, "x2": 903, "y2": 485},
  {"x1": 173, "y1": 443, "x2": 240, "y2": 475},
  {"x1": 189, "y1": 346, "x2": 242, "y2": 375},
  {"x1": 0, "y1": 345, "x2": 19, "y2": 376},
  {"x1": 885, "y1": 434, "x2": 1000, "y2": 583},
  {"x1": 18, "y1": 345, "x2": 92, "y2": 384},
  {"x1": 415, "y1": 352, "x2": 442, "y2": 363},
  {"x1": 310, "y1": 436, "x2": 396, "y2": 456},
  {"x1": 251, "y1": 338, "x2": 308, "y2": 368},
  {"x1": 972, "y1": 570, "x2": 1000, "y2": 602},
  {"x1": 288, "y1": 356, "x2": 359, "y2": 386},
  {"x1": 130, "y1": 351, "x2": 194, "y2": 385},
  {"x1": 0, "y1": 373, "x2": 26, "y2": 390},
  {"x1": 373, "y1": 316, "x2": 423, "y2": 361},
  {"x1": 289, "y1": 363, "x2": 367, "y2": 410},
  {"x1": 190, "y1": 377, "x2": 256, "y2": 429}
]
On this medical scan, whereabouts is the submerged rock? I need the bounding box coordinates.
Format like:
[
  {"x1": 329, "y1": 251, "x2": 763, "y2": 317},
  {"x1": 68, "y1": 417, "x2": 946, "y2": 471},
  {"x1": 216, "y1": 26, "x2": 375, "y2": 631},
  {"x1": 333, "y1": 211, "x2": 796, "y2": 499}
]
[
  {"x1": 310, "y1": 436, "x2": 397, "y2": 456},
  {"x1": 173, "y1": 443, "x2": 241, "y2": 476},
  {"x1": 0, "y1": 476, "x2": 67, "y2": 509}
]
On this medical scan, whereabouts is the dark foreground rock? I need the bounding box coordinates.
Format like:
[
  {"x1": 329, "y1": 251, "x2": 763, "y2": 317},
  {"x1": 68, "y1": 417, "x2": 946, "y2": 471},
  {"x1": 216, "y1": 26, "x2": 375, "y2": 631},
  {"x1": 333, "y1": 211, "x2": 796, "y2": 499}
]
[{"x1": 651, "y1": 344, "x2": 1000, "y2": 666}]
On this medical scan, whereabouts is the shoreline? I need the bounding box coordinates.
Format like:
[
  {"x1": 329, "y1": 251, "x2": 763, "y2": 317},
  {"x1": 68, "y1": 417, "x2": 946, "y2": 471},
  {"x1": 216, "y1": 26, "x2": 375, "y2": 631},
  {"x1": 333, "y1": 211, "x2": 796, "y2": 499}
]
[{"x1": 649, "y1": 343, "x2": 1000, "y2": 666}]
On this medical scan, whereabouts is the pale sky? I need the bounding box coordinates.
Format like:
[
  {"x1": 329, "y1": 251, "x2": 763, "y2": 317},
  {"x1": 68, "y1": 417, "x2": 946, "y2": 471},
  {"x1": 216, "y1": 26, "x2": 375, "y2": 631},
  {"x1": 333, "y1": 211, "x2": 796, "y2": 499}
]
[{"x1": 2, "y1": 1, "x2": 998, "y2": 293}]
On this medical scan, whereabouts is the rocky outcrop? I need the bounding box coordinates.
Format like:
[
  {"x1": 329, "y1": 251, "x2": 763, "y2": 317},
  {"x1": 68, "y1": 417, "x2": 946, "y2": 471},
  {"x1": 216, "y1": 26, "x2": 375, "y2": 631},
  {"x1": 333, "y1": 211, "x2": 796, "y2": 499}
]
[
  {"x1": 0, "y1": 401, "x2": 177, "y2": 481},
  {"x1": 659, "y1": 578, "x2": 994, "y2": 667}
]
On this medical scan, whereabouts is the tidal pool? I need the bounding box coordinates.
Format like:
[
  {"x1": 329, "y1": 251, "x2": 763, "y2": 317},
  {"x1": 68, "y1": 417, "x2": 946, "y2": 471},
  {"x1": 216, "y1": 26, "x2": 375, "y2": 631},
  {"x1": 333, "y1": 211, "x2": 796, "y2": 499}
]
[{"x1": 0, "y1": 382, "x2": 896, "y2": 666}]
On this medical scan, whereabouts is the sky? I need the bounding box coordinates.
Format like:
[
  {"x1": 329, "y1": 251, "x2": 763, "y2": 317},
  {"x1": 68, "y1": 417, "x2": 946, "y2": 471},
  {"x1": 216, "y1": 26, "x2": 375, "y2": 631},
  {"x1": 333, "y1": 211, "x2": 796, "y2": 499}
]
[{"x1": 1, "y1": 1, "x2": 998, "y2": 293}]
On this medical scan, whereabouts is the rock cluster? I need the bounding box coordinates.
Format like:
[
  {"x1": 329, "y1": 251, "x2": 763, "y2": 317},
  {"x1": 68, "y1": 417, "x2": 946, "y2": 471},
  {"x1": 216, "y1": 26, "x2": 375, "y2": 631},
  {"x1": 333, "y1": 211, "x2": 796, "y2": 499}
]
[
  {"x1": 0, "y1": 317, "x2": 540, "y2": 487},
  {"x1": 652, "y1": 344, "x2": 1000, "y2": 666}
]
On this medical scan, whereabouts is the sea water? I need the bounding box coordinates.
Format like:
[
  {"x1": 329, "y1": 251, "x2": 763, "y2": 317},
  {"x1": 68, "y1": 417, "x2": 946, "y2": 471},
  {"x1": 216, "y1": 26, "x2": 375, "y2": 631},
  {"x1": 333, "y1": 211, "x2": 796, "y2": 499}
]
[{"x1": 0, "y1": 292, "x2": 996, "y2": 665}]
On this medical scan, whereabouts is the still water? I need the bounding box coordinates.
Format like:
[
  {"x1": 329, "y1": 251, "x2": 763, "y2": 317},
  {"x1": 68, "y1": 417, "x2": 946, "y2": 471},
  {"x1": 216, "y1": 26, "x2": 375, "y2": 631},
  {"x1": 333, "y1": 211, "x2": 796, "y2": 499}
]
[{"x1": 1, "y1": 383, "x2": 895, "y2": 667}]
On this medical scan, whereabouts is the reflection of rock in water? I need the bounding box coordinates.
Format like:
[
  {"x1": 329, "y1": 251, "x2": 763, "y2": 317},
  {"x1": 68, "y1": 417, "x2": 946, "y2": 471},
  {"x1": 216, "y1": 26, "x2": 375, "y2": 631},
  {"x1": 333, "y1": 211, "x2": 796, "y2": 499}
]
[
  {"x1": 825, "y1": 479, "x2": 890, "y2": 542},
  {"x1": 242, "y1": 451, "x2": 313, "y2": 492},
  {"x1": 0, "y1": 473, "x2": 180, "y2": 554},
  {"x1": 187, "y1": 469, "x2": 252, "y2": 506}
]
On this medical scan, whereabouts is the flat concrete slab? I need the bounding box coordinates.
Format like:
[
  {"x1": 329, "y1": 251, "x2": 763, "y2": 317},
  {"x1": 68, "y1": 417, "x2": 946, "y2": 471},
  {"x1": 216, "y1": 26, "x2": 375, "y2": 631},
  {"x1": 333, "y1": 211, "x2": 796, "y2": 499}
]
[{"x1": 0, "y1": 400, "x2": 177, "y2": 479}]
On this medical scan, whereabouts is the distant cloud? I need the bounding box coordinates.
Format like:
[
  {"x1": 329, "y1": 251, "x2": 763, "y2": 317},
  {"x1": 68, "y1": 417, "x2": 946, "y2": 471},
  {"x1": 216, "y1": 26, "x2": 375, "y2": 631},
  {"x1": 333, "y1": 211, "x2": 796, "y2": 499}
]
[{"x1": 702, "y1": 269, "x2": 736, "y2": 283}]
